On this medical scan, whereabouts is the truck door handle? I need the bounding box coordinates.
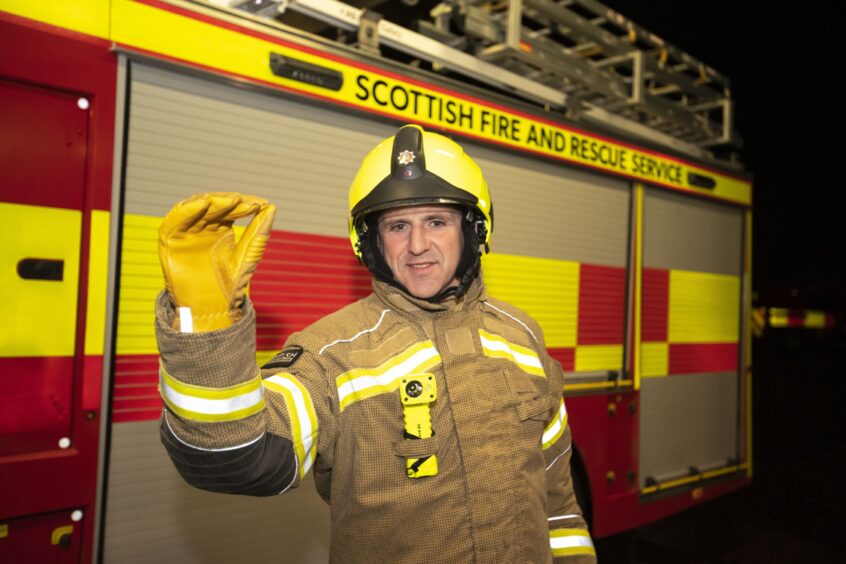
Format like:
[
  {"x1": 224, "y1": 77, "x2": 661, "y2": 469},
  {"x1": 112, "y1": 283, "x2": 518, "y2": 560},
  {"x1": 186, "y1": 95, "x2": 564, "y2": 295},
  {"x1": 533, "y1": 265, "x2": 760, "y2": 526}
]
[{"x1": 17, "y1": 258, "x2": 64, "y2": 281}]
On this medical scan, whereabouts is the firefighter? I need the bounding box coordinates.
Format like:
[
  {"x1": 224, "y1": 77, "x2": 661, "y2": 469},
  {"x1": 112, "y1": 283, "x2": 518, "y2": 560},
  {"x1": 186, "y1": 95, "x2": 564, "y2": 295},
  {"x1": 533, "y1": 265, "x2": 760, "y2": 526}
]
[{"x1": 156, "y1": 124, "x2": 595, "y2": 562}]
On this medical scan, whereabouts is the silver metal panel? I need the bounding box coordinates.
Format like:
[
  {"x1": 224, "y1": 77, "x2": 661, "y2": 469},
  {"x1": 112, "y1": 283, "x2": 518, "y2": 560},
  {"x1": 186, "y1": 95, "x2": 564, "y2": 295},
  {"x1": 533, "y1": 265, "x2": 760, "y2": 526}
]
[
  {"x1": 643, "y1": 189, "x2": 743, "y2": 275},
  {"x1": 124, "y1": 63, "x2": 395, "y2": 237},
  {"x1": 639, "y1": 372, "x2": 739, "y2": 487},
  {"x1": 466, "y1": 143, "x2": 631, "y2": 266},
  {"x1": 103, "y1": 421, "x2": 330, "y2": 563}
]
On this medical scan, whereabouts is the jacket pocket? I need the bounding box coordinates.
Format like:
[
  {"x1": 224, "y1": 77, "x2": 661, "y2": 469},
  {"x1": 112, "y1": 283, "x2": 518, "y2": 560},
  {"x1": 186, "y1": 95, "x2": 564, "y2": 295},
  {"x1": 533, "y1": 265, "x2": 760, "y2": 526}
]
[
  {"x1": 391, "y1": 434, "x2": 442, "y2": 458},
  {"x1": 516, "y1": 394, "x2": 557, "y2": 422}
]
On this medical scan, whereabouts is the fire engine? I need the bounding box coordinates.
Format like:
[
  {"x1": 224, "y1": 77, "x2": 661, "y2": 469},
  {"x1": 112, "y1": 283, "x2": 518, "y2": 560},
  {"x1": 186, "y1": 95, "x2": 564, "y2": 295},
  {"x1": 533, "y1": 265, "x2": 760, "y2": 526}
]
[{"x1": 0, "y1": 1, "x2": 753, "y2": 561}]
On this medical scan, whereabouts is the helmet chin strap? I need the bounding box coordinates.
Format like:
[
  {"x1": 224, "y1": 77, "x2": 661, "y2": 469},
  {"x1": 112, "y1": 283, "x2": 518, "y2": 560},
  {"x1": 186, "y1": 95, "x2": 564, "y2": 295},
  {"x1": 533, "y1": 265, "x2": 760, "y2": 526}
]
[
  {"x1": 361, "y1": 213, "x2": 482, "y2": 303},
  {"x1": 428, "y1": 218, "x2": 481, "y2": 302}
]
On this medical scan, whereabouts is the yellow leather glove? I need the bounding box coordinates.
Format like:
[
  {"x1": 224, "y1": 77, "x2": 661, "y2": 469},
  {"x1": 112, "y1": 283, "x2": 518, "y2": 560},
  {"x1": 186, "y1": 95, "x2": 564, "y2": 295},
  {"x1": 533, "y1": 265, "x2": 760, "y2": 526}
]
[{"x1": 158, "y1": 192, "x2": 276, "y2": 332}]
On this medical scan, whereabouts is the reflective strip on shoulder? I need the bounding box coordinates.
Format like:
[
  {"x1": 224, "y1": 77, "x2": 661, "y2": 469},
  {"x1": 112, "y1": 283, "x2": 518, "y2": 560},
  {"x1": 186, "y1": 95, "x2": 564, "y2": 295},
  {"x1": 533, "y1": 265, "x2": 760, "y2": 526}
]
[
  {"x1": 542, "y1": 398, "x2": 568, "y2": 450},
  {"x1": 478, "y1": 329, "x2": 545, "y2": 377},
  {"x1": 550, "y1": 528, "x2": 596, "y2": 558},
  {"x1": 159, "y1": 364, "x2": 264, "y2": 422},
  {"x1": 263, "y1": 373, "x2": 318, "y2": 477},
  {"x1": 336, "y1": 341, "x2": 441, "y2": 411}
]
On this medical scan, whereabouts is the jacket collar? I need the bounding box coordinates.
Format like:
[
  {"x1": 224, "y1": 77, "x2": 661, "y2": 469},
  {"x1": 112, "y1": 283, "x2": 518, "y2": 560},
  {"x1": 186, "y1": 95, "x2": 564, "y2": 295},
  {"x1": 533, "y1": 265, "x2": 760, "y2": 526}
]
[{"x1": 372, "y1": 275, "x2": 487, "y2": 315}]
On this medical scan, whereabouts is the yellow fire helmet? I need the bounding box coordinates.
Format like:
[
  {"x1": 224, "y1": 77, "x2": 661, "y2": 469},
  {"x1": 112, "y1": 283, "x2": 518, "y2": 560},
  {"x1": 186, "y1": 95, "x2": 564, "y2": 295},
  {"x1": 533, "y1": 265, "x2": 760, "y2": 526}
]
[{"x1": 349, "y1": 124, "x2": 493, "y2": 300}]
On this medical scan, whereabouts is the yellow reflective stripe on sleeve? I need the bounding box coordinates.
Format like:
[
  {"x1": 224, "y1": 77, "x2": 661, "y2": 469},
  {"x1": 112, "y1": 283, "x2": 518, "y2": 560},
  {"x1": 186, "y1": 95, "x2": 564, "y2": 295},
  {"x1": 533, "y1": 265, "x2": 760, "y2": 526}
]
[
  {"x1": 159, "y1": 365, "x2": 265, "y2": 422},
  {"x1": 478, "y1": 329, "x2": 546, "y2": 377},
  {"x1": 264, "y1": 374, "x2": 318, "y2": 477},
  {"x1": 542, "y1": 399, "x2": 568, "y2": 450},
  {"x1": 550, "y1": 529, "x2": 596, "y2": 557},
  {"x1": 160, "y1": 364, "x2": 263, "y2": 399},
  {"x1": 336, "y1": 341, "x2": 441, "y2": 411}
]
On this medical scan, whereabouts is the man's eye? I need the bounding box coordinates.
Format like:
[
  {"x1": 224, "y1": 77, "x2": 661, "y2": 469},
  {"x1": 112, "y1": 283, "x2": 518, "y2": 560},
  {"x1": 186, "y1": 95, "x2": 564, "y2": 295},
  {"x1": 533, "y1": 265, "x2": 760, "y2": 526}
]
[{"x1": 388, "y1": 223, "x2": 407, "y2": 232}]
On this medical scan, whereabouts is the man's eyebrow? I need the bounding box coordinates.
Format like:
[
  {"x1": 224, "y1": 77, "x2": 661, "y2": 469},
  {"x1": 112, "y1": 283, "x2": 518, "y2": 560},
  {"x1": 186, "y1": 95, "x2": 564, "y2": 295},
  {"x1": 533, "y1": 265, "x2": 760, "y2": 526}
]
[
  {"x1": 378, "y1": 216, "x2": 408, "y2": 226},
  {"x1": 423, "y1": 213, "x2": 455, "y2": 221},
  {"x1": 378, "y1": 210, "x2": 460, "y2": 226}
]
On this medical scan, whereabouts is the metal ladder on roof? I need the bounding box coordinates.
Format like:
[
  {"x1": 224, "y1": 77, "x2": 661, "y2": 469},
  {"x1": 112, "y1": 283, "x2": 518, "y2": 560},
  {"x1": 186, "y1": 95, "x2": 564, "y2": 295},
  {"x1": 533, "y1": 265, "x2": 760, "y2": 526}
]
[
  {"x1": 433, "y1": 0, "x2": 735, "y2": 150},
  {"x1": 217, "y1": 0, "x2": 739, "y2": 163}
]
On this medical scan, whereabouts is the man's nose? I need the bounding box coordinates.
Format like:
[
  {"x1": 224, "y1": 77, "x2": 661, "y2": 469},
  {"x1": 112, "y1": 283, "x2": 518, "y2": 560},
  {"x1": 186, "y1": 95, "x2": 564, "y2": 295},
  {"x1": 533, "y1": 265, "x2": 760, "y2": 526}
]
[{"x1": 408, "y1": 224, "x2": 430, "y2": 255}]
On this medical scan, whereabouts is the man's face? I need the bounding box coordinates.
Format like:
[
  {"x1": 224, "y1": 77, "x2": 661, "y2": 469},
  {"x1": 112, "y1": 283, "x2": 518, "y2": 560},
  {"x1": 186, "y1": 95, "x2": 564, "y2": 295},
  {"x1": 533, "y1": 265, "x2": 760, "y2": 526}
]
[{"x1": 377, "y1": 205, "x2": 464, "y2": 299}]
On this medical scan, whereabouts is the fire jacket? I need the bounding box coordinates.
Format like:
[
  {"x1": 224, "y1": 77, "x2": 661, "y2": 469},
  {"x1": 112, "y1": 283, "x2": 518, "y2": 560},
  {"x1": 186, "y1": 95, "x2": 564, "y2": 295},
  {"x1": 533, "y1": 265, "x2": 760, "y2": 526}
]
[{"x1": 157, "y1": 276, "x2": 596, "y2": 563}]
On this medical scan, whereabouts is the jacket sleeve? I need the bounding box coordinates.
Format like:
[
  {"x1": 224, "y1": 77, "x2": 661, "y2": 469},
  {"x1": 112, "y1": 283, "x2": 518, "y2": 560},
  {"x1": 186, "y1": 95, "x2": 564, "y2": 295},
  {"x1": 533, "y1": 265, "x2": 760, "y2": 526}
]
[
  {"x1": 156, "y1": 291, "x2": 338, "y2": 497},
  {"x1": 541, "y1": 356, "x2": 597, "y2": 563}
]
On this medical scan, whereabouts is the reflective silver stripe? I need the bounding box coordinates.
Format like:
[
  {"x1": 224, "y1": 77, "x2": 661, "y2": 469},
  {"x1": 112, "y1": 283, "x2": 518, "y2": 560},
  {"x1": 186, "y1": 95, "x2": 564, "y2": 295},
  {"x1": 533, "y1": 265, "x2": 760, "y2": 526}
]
[
  {"x1": 264, "y1": 374, "x2": 318, "y2": 476},
  {"x1": 541, "y1": 399, "x2": 568, "y2": 449},
  {"x1": 160, "y1": 383, "x2": 263, "y2": 415},
  {"x1": 479, "y1": 333, "x2": 544, "y2": 372},
  {"x1": 336, "y1": 343, "x2": 440, "y2": 410},
  {"x1": 159, "y1": 371, "x2": 264, "y2": 421},
  {"x1": 550, "y1": 532, "x2": 595, "y2": 550}
]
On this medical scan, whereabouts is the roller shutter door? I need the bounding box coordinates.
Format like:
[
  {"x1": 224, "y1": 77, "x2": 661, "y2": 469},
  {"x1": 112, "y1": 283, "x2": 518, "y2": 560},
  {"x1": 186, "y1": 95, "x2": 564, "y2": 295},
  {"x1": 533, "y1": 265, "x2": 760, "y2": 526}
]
[{"x1": 639, "y1": 188, "x2": 744, "y2": 488}]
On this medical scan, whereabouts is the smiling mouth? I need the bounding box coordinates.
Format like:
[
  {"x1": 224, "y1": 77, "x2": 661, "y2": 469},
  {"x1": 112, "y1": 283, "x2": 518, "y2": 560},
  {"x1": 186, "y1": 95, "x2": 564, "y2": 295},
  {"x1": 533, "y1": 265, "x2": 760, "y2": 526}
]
[{"x1": 407, "y1": 262, "x2": 436, "y2": 270}]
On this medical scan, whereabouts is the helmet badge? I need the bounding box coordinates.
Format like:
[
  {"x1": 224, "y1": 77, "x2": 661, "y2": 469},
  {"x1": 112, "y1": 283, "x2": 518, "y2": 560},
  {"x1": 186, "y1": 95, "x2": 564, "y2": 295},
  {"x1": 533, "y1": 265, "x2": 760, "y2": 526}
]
[{"x1": 396, "y1": 150, "x2": 416, "y2": 166}]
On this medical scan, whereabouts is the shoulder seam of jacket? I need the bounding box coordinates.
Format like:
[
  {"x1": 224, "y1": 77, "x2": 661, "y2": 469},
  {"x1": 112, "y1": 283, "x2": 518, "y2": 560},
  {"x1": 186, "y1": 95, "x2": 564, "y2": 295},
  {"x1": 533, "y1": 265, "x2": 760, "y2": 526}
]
[
  {"x1": 483, "y1": 301, "x2": 539, "y2": 344},
  {"x1": 318, "y1": 308, "x2": 392, "y2": 355}
]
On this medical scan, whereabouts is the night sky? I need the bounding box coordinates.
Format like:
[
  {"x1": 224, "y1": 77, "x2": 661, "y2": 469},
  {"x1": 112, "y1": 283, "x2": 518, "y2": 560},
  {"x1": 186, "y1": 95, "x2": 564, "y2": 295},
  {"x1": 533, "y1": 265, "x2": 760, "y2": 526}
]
[{"x1": 603, "y1": 1, "x2": 845, "y2": 311}]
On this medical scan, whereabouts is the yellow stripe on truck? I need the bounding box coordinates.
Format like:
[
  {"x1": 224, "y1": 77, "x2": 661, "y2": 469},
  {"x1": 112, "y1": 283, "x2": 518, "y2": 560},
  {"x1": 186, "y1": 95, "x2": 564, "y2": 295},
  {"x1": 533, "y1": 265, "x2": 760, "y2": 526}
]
[
  {"x1": 574, "y1": 345, "x2": 623, "y2": 372},
  {"x1": 669, "y1": 270, "x2": 740, "y2": 343},
  {"x1": 116, "y1": 213, "x2": 163, "y2": 356},
  {"x1": 1, "y1": 202, "x2": 82, "y2": 357},
  {"x1": 640, "y1": 342, "x2": 669, "y2": 378},
  {"x1": 482, "y1": 253, "x2": 578, "y2": 348},
  {"x1": 85, "y1": 210, "x2": 110, "y2": 355},
  {"x1": 0, "y1": 0, "x2": 110, "y2": 39}
]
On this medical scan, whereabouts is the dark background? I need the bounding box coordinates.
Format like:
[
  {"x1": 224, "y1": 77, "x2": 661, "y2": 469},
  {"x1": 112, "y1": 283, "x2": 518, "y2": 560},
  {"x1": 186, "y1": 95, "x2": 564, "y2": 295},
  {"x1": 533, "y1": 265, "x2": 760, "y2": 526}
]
[{"x1": 595, "y1": 1, "x2": 846, "y2": 562}]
